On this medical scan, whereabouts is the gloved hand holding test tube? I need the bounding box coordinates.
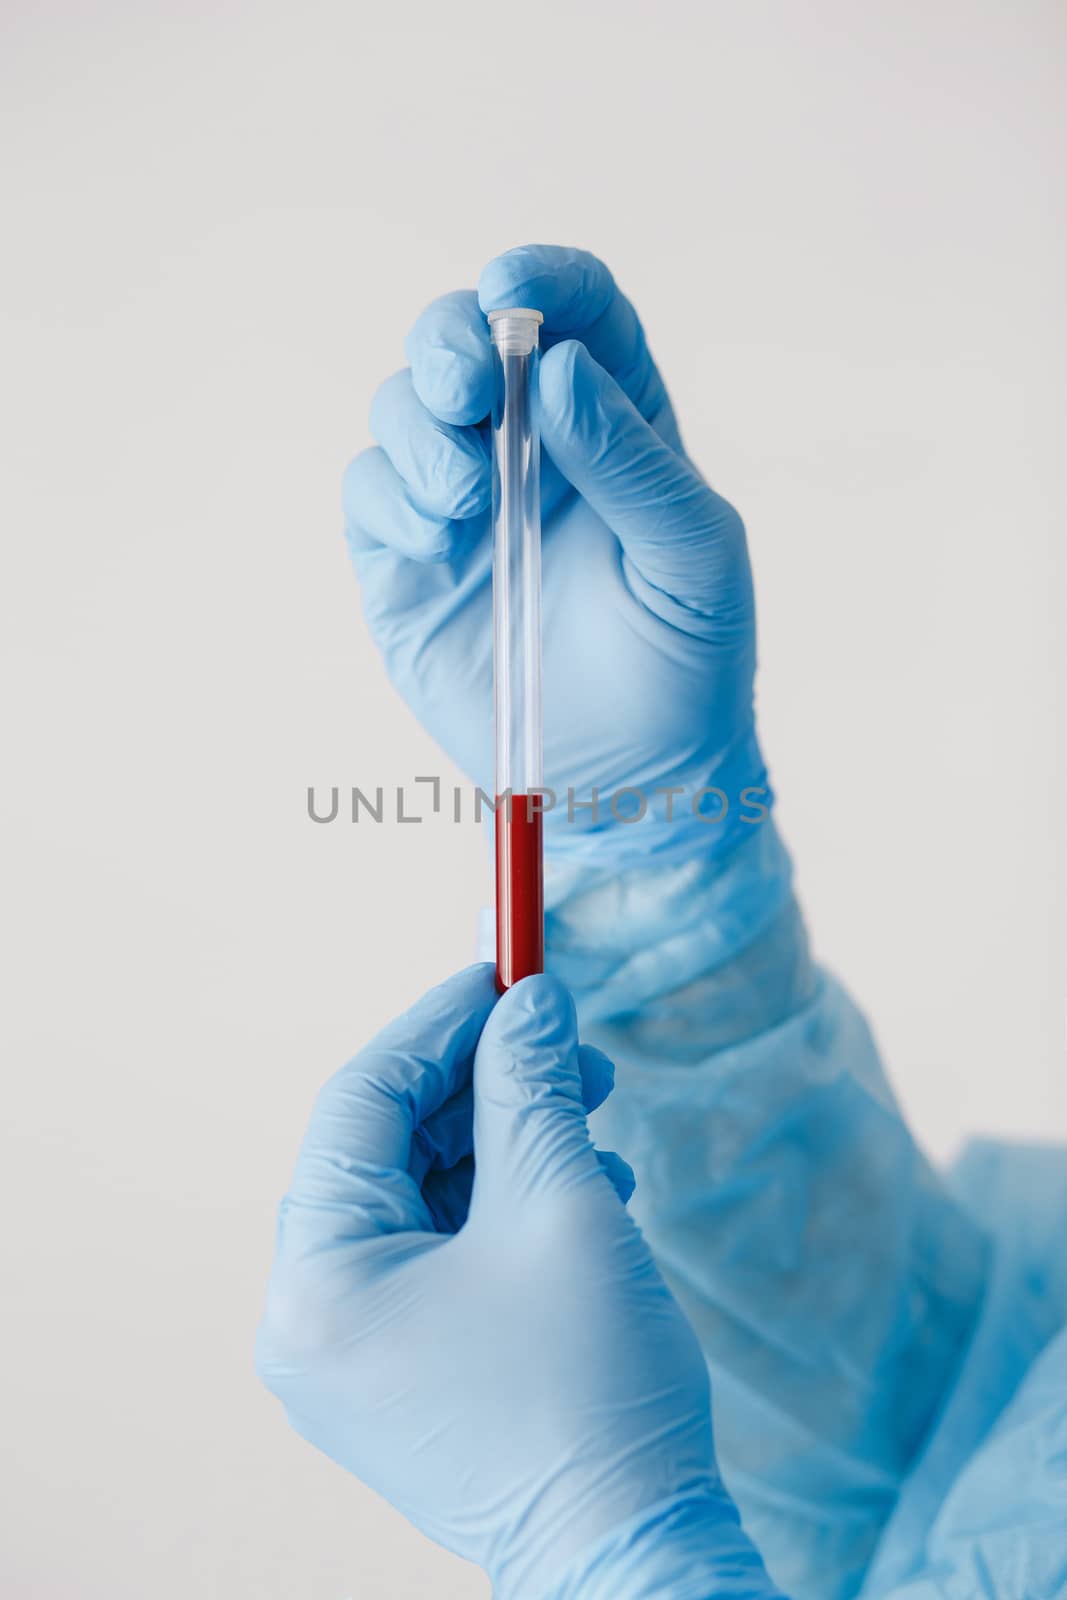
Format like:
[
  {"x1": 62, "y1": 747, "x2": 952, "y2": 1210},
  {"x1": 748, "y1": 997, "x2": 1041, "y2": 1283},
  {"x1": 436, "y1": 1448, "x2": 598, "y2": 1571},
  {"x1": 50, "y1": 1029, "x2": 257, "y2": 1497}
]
[
  {"x1": 489, "y1": 308, "x2": 544, "y2": 990},
  {"x1": 263, "y1": 246, "x2": 1067, "y2": 1600}
]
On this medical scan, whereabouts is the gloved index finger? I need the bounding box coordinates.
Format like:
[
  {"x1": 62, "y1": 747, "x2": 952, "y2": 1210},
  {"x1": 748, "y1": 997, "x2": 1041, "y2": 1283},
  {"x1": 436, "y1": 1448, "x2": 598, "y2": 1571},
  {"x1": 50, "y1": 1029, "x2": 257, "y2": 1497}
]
[
  {"x1": 410, "y1": 1039, "x2": 617, "y2": 1183},
  {"x1": 285, "y1": 964, "x2": 498, "y2": 1242},
  {"x1": 478, "y1": 244, "x2": 678, "y2": 439}
]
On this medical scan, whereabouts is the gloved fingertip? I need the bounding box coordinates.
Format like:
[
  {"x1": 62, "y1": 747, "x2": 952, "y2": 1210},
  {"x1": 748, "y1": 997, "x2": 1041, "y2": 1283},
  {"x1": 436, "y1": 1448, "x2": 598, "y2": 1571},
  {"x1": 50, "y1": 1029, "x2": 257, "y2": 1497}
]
[
  {"x1": 463, "y1": 959, "x2": 499, "y2": 988},
  {"x1": 473, "y1": 972, "x2": 597, "y2": 1189},
  {"x1": 492, "y1": 972, "x2": 577, "y2": 1045},
  {"x1": 416, "y1": 962, "x2": 499, "y2": 1017},
  {"x1": 371, "y1": 963, "x2": 498, "y2": 1063},
  {"x1": 366, "y1": 367, "x2": 409, "y2": 436},
  {"x1": 475, "y1": 975, "x2": 582, "y2": 1111},
  {"x1": 478, "y1": 246, "x2": 552, "y2": 315},
  {"x1": 477, "y1": 245, "x2": 614, "y2": 329},
  {"x1": 537, "y1": 338, "x2": 603, "y2": 444},
  {"x1": 577, "y1": 1043, "x2": 616, "y2": 1114},
  {"x1": 596, "y1": 1148, "x2": 637, "y2": 1206}
]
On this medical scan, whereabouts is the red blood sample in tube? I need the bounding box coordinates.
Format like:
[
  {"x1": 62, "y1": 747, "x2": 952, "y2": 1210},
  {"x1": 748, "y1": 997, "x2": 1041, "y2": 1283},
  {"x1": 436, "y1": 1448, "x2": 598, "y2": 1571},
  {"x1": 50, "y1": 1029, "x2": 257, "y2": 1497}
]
[
  {"x1": 489, "y1": 309, "x2": 545, "y2": 991},
  {"x1": 495, "y1": 793, "x2": 544, "y2": 991}
]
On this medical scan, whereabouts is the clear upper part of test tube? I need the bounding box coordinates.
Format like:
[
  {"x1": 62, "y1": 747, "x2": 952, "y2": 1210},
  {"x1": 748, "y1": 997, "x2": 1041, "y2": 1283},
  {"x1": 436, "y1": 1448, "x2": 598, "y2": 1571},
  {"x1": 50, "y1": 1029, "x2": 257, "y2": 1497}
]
[{"x1": 489, "y1": 309, "x2": 543, "y2": 800}]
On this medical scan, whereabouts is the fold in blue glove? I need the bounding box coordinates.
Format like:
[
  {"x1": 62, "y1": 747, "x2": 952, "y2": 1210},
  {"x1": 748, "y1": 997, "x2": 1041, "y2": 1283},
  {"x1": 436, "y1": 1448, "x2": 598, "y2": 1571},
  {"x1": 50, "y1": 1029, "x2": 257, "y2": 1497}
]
[{"x1": 256, "y1": 968, "x2": 784, "y2": 1599}]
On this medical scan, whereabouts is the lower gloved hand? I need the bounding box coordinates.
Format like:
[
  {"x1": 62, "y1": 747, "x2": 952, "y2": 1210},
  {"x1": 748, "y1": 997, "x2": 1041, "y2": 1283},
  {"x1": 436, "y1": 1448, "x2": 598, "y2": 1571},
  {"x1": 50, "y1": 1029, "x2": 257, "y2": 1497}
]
[{"x1": 256, "y1": 966, "x2": 783, "y2": 1599}]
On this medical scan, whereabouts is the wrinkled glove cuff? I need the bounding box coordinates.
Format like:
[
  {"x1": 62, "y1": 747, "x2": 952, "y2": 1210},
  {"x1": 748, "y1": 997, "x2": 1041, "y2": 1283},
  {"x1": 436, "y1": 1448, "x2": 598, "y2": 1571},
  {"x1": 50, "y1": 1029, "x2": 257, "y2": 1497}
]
[
  {"x1": 548, "y1": 820, "x2": 807, "y2": 1031},
  {"x1": 540, "y1": 722, "x2": 772, "y2": 880}
]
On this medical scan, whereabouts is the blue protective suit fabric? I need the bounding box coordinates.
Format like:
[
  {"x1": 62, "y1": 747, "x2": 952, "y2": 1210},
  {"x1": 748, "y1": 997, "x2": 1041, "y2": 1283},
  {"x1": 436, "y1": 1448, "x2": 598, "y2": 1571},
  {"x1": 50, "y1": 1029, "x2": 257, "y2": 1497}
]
[
  {"x1": 541, "y1": 831, "x2": 1067, "y2": 1600},
  {"x1": 860, "y1": 1142, "x2": 1067, "y2": 1600}
]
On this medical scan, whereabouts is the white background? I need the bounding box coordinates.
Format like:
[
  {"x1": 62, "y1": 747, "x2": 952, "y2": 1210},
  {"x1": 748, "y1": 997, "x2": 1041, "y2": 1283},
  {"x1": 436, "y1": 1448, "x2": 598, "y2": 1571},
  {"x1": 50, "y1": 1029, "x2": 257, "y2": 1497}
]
[{"x1": 2, "y1": 2, "x2": 1064, "y2": 1595}]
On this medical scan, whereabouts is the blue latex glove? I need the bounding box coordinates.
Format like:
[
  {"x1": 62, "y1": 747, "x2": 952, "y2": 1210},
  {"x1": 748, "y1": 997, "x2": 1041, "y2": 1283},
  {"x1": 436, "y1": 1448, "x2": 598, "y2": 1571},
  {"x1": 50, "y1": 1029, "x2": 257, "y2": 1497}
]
[
  {"x1": 256, "y1": 967, "x2": 784, "y2": 1599},
  {"x1": 340, "y1": 247, "x2": 996, "y2": 1600},
  {"x1": 344, "y1": 244, "x2": 768, "y2": 874}
]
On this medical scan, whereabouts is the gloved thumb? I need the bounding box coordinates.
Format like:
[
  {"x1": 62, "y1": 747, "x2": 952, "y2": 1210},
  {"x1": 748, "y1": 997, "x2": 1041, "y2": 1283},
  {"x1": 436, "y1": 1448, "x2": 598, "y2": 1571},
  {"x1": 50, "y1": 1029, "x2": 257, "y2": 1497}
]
[
  {"x1": 471, "y1": 974, "x2": 605, "y2": 1204},
  {"x1": 538, "y1": 338, "x2": 752, "y2": 638}
]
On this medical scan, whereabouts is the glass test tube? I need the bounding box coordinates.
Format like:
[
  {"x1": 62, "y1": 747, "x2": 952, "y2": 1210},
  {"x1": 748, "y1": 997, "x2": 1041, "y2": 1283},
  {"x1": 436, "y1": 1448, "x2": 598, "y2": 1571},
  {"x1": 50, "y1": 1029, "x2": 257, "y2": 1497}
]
[{"x1": 489, "y1": 308, "x2": 544, "y2": 991}]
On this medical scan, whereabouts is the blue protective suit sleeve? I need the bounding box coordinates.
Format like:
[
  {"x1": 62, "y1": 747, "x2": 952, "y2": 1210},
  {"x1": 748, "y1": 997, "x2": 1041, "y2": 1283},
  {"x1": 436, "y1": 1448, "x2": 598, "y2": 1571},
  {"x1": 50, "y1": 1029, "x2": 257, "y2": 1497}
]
[
  {"x1": 512, "y1": 821, "x2": 993, "y2": 1600},
  {"x1": 860, "y1": 1141, "x2": 1067, "y2": 1600}
]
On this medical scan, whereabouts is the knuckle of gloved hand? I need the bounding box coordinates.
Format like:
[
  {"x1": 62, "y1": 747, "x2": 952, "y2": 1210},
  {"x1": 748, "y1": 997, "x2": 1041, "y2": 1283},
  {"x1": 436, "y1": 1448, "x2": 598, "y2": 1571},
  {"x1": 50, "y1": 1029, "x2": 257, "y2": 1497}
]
[
  {"x1": 422, "y1": 437, "x2": 488, "y2": 520},
  {"x1": 367, "y1": 368, "x2": 406, "y2": 433},
  {"x1": 340, "y1": 454, "x2": 359, "y2": 512},
  {"x1": 715, "y1": 493, "x2": 746, "y2": 546},
  {"x1": 255, "y1": 1266, "x2": 354, "y2": 1382},
  {"x1": 341, "y1": 449, "x2": 378, "y2": 526},
  {"x1": 690, "y1": 480, "x2": 745, "y2": 546},
  {"x1": 499, "y1": 972, "x2": 576, "y2": 1032},
  {"x1": 413, "y1": 346, "x2": 486, "y2": 425}
]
